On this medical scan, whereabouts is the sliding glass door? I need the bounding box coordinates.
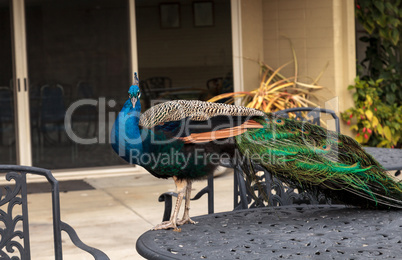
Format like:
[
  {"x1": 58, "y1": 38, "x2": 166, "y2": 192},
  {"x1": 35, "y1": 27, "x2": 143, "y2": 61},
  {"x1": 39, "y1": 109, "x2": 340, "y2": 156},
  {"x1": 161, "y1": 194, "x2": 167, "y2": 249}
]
[{"x1": 4, "y1": 0, "x2": 134, "y2": 169}]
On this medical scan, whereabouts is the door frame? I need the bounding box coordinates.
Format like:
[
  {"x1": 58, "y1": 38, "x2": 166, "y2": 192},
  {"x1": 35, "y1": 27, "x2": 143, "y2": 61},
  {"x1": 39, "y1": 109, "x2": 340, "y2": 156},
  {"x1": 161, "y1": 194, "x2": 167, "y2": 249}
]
[{"x1": 11, "y1": 0, "x2": 32, "y2": 166}]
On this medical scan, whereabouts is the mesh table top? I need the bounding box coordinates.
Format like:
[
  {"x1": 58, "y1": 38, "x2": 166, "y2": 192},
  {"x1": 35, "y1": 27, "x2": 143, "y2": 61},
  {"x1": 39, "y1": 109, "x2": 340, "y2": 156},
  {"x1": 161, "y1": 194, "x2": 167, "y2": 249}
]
[
  {"x1": 364, "y1": 147, "x2": 402, "y2": 171},
  {"x1": 136, "y1": 205, "x2": 402, "y2": 259}
]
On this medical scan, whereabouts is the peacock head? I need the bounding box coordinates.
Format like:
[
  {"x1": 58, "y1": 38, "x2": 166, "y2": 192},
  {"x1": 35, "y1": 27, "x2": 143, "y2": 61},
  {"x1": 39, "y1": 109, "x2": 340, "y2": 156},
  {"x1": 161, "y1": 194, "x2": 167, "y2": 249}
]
[{"x1": 128, "y1": 73, "x2": 141, "y2": 108}]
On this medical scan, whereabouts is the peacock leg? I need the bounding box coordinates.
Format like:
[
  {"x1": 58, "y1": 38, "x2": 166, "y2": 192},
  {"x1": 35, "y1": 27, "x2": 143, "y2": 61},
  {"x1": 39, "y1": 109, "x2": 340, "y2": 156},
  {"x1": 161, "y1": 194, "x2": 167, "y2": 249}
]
[
  {"x1": 152, "y1": 176, "x2": 187, "y2": 232},
  {"x1": 177, "y1": 180, "x2": 198, "y2": 226}
]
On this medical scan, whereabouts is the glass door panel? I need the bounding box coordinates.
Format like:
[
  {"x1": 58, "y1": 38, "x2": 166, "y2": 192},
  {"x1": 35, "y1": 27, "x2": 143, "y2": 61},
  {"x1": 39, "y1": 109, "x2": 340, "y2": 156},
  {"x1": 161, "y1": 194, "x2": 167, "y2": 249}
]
[
  {"x1": 26, "y1": 0, "x2": 131, "y2": 169},
  {"x1": 0, "y1": 1, "x2": 17, "y2": 164}
]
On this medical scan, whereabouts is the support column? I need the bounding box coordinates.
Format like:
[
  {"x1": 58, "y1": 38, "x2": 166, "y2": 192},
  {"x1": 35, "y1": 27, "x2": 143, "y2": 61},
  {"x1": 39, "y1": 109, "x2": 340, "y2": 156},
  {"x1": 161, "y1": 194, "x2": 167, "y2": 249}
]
[
  {"x1": 333, "y1": 0, "x2": 356, "y2": 134},
  {"x1": 12, "y1": 0, "x2": 32, "y2": 165}
]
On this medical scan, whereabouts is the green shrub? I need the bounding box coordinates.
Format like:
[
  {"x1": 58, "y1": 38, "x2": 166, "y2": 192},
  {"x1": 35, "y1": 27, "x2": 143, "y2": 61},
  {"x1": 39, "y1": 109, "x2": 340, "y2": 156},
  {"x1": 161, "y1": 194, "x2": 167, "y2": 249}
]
[{"x1": 342, "y1": 77, "x2": 401, "y2": 148}]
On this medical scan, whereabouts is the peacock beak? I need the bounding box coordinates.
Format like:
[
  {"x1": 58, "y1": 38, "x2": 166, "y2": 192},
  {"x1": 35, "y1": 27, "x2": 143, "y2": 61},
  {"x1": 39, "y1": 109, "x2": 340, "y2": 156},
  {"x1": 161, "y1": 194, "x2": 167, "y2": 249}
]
[{"x1": 131, "y1": 96, "x2": 137, "y2": 108}]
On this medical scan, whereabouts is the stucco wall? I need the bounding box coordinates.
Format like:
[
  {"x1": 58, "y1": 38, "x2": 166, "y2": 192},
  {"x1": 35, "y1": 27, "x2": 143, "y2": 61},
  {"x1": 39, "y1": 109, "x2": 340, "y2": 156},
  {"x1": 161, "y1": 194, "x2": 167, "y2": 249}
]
[
  {"x1": 240, "y1": 0, "x2": 355, "y2": 133},
  {"x1": 240, "y1": 0, "x2": 264, "y2": 92}
]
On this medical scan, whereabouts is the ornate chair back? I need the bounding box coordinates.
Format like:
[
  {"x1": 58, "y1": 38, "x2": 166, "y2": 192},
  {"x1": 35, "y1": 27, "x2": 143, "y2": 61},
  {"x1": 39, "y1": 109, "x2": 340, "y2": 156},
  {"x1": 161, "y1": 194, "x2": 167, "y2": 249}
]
[{"x1": 0, "y1": 165, "x2": 109, "y2": 260}]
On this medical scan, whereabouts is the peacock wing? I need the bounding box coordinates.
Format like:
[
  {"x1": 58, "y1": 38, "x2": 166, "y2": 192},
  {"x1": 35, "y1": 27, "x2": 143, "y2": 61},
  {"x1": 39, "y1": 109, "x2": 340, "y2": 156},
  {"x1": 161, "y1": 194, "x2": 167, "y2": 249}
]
[{"x1": 139, "y1": 100, "x2": 265, "y2": 143}]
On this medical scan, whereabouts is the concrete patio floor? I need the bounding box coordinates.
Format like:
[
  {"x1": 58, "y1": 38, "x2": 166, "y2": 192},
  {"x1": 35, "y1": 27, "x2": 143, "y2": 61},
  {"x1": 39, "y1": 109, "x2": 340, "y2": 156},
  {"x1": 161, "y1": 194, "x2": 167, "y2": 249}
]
[
  {"x1": 27, "y1": 166, "x2": 235, "y2": 260},
  {"x1": 26, "y1": 166, "x2": 401, "y2": 260}
]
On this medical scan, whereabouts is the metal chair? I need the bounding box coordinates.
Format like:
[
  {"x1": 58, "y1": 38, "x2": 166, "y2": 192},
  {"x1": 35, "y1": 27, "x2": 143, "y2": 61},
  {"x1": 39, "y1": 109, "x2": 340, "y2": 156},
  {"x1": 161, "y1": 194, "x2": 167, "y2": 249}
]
[
  {"x1": 274, "y1": 107, "x2": 340, "y2": 133},
  {"x1": 143, "y1": 77, "x2": 172, "y2": 99},
  {"x1": 0, "y1": 87, "x2": 15, "y2": 163},
  {"x1": 0, "y1": 165, "x2": 109, "y2": 260},
  {"x1": 39, "y1": 83, "x2": 66, "y2": 145},
  {"x1": 158, "y1": 175, "x2": 214, "y2": 222},
  {"x1": 142, "y1": 77, "x2": 172, "y2": 109},
  {"x1": 206, "y1": 75, "x2": 233, "y2": 101},
  {"x1": 206, "y1": 77, "x2": 223, "y2": 97},
  {"x1": 72, "y1": 81, "x2": 98, "y2": 138},
  {"x1": 0, "y1": 87, "x2": 14, "y2": 145}
]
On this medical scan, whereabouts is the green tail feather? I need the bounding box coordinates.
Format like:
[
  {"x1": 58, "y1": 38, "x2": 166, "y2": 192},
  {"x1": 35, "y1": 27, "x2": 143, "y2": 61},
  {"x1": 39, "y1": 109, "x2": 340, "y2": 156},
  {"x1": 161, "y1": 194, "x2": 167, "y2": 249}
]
[{"x1": 236, "y1": 114, "x2": 402, "y2": 209}]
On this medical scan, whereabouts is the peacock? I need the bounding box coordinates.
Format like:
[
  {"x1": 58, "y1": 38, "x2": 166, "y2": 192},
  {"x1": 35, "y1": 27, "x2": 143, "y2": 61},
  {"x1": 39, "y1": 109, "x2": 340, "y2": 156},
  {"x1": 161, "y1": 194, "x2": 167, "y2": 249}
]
[{"x1": 111, "y1": 74, "x2": 402, "y2": 231}]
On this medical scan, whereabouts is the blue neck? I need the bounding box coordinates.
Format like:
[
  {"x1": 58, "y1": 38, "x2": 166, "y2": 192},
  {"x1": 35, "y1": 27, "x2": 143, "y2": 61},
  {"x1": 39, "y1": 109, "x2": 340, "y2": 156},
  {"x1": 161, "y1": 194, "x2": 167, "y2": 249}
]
[{"x1": 112, "y1": 98, "x2": 143, "y2": 164}]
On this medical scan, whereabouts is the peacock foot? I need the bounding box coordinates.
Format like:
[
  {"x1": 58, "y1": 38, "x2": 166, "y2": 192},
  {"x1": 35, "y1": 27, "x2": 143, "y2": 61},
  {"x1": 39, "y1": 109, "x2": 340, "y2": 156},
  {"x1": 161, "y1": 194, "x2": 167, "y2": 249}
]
[
  {"x1": 152, "y1": 221, "x2": 181, "y2": 232},
  {"x1": 177, "y1": 217, "x2": 198, "y2": 226}
]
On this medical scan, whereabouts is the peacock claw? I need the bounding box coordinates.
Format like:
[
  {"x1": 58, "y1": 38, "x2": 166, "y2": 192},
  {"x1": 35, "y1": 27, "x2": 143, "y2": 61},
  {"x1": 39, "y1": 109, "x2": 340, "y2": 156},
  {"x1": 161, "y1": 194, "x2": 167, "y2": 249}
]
[
  {"x1": 152, "y1": 221, "x2": 179, "y2": 231},
  {"x1": 177, "y1": 218, "x2": 198, "y2": 226}
]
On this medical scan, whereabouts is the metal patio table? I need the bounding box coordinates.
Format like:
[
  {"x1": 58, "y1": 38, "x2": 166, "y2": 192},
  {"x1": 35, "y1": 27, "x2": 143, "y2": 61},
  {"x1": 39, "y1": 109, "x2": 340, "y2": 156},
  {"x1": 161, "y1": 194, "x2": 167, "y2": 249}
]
[
  {"x1": 137, "y1": 148, "x2": 402, "y2": 259},
  {"x1": 136, "y1": 205, "x2": 402, "y2": 259},
  {"x1": 364, "y1": 147, "x2": 402, "y2": 173}
]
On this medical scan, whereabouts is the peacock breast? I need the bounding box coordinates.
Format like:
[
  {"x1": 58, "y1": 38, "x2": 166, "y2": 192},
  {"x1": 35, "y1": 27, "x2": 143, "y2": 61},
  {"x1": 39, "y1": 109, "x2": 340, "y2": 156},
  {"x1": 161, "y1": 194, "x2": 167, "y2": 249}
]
[{"x1": 138, "y1": 128, "x2": 216, "y2": 179}]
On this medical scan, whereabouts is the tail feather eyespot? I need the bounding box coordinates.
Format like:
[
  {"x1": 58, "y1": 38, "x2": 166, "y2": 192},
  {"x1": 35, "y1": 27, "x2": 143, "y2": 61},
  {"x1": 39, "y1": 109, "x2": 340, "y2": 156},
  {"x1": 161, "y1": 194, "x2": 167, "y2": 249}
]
[
  {"x1": 274, "y1": 118, "x2": 285, "y2": 125},
  {"x1": 298, "y1": 128, "x2": 309, "y2": 134},
  {"x1": 321, "y1": 144, "x2": 331, "y2": 151},
  {"x1": 287, "y1": 128, "x2": 297, "y2": 133}
]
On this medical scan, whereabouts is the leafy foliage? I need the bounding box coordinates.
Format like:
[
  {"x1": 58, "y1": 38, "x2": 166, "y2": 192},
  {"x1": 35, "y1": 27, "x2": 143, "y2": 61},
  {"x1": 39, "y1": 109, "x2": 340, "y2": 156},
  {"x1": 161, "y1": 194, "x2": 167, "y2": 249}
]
[
  {"x1": 356, "y1": 1, "x2": 401, "y2": 45},
  {"x1": 342, "y1": 77, "x2": 402, "y2": 148},
  {"x1": 355, "y1": 0, "x2": 402, "y2": 106},
  {"x1": 342, "y1": 0, "x2": 402, "y2": 147}
]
